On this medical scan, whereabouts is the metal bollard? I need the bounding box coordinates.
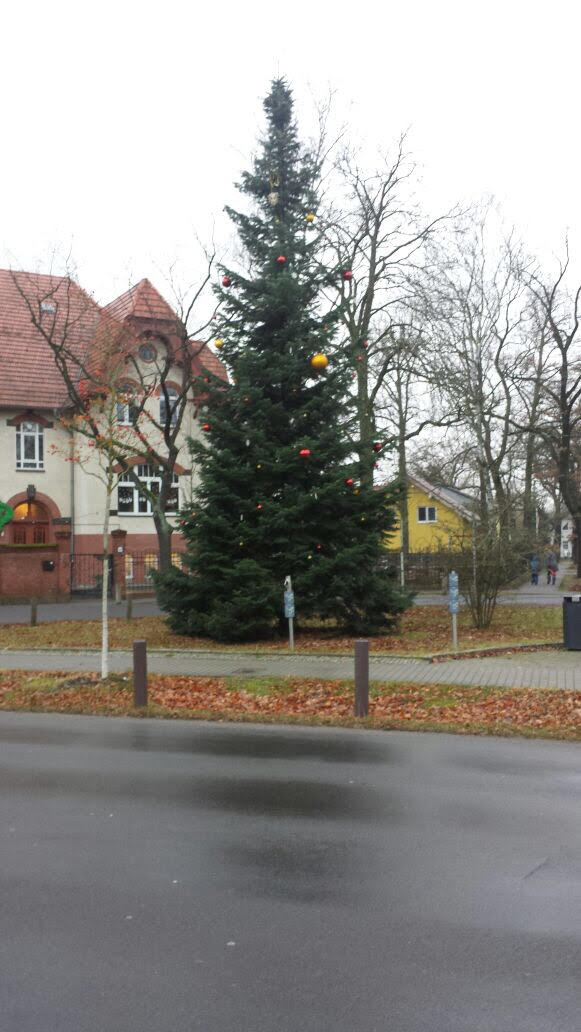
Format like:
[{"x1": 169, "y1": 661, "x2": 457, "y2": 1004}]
[
  {"x1": 354, "y1": 639, "x2": 369, "y2": 717},
  {"x1": 30, "y1": 600, "x2": 37, "y2": 627},
  {"x1": 133, "y1": 640, "x2": 148, "y2": 707}
]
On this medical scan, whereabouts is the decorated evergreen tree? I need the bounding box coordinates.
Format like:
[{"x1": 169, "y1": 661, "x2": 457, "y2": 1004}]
[{"x1": 156, "y1": 80, "x2": 410, "y2": 641}]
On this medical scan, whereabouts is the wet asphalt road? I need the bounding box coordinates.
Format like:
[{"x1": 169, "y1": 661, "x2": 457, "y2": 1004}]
[{"x1": 0, "y1": 714, "x2": 579, "y2": 1031}]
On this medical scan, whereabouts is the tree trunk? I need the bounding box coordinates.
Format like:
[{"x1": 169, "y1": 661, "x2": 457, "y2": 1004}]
[
  {"x1": 154, "y1": 511, "x2": 174, "y2": 574},
  {"x1": 576, "y1": 516, "x2": 581, "y2": 579},
  {"x1": 522, "y1": 439, "x2": 536, "y2": 531},
  {"x1": 491, "y1": 469, "x2": 509, "y2": 538},
  {"x1": 356, "y1": 354, "x2": 375, "y2": 489}
]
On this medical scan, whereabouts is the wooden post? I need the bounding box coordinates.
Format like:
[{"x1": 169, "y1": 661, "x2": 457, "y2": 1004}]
[
  {"x1": 126, "y1": 596, "x2": 133, "y2": 621},
  {"x1": 30, "y1": 600, "x2": 37, "y2": 627},
  {"x1": 133, "y1": 640, "x2": 147, "y2": 707},
  {"x1": 354, "y1": 639, "x2": 369, "y2": 717}
]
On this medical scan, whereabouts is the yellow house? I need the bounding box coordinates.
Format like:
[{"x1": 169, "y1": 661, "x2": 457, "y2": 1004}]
[{"x1": 389, "y1": 474, "x2": 475, "y2": 552}]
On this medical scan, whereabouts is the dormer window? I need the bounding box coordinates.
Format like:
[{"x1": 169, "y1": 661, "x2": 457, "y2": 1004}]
[
  {"x1": 16, "y1": 421, "x2": 44, "y2": 470},
  {"x1": 40, "y1": 300, "x2": 56, "y2": 315}
]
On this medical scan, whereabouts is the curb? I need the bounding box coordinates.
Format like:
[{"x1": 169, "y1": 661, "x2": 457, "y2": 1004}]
[{"x1": 429, "y1": 642, "x2": 563, "y2": 663}]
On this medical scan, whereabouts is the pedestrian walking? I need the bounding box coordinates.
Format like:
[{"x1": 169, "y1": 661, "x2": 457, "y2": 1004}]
[
  {"x1": 530, "y1": 556, "x2": 540, "y2": 585},
  {"x1": 547, "y1": 552, "x2": 559, "y2": 587}
]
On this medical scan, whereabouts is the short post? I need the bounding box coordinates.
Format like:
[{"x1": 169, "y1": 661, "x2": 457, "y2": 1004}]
[
  {"x1": 30, "y1": 600, "x2": 37, "y2": 627},
  {"x1": 399, "y1": 550, "x2": 405, "y2": 587},
  {"x1": 448, "y1": 570, "x2": 459, "y2": 651},
  {"x1": 133, "y1": 639, "x2": 148, "y2": 707},
  {"x1": 126, "y1": 596, "x2": 133, "y2": 621},
  {"x1": 283, "y1": 575, "x2": 295, "y2": 651},
  {"x1": 354, "y1": 639, "x2": 369, "y2": 717}
]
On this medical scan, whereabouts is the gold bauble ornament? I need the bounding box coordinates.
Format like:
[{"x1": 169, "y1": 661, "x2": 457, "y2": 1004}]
[
  {"x1": 310, "y1": 353, "x2": 329, "y2": 372},
  {"x1": 305, "y1": 212, "x2": 315, "y2": 223},
  {"x1": 214, "y1": 338, "x2": 224, "y2": 349}
]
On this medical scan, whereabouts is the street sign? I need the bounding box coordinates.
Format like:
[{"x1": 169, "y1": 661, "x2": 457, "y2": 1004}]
[{"x1": 284, "y1": 590, "x2": 295, "y2": 619}]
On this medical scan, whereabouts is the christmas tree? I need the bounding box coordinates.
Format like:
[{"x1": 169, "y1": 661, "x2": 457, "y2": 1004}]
[{"x1": 156, "y1": 79, "x2": 410, "y2": 641}]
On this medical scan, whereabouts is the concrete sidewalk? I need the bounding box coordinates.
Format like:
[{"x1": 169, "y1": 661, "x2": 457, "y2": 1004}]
[
  {"x1": 0, "y1": 565, "x2": 575, "y2": 623},
  {"x1": 0, "y1": 646, "x2": 579, "y2": 692}
]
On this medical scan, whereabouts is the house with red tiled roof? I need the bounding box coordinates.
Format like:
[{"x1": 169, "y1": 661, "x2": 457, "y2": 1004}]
[{"x1": 0, "y1": 270, "x2": 226, "y2": 600}]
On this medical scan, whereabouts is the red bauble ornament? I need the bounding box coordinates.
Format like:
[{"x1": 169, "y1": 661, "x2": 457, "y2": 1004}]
[
  {"x1": 345, "y1": 478, "x2": 354, "y2": 486},
  {"x1": 362, "y1": 340, "x2": 369, "y2": 349},
  {"x1": 222, "y1": 275, "x2": 231, "y2": 287},
  {"x1": 315, "y1": 544, "x2": 322, "y2": 551},
  {"x1": 356, "y1": 355, "x2": 364, "y2": 362},
  {"x1": 201, "y1": 423, "x2": 211, "y2": 432},
  {"x1": 373, "y1": 442, "x2": 382, "y2": 453},
  {"x1": 276, "y1": 255, "x2": 286, "y2": 265},
  {"x1": 343, "y1": 270, "x2": 353, "y2": 281},
  {"x1": 256, "y1": 503, "x2": 263, "y2": 510},
  {"x1": 299, "y1": 448, "x2": 311, "y2": 458}
]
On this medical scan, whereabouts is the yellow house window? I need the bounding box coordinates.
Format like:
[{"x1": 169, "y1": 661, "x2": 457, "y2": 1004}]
[{"x1": 418, "y1": 505, "x2": 437, "y2": 523}]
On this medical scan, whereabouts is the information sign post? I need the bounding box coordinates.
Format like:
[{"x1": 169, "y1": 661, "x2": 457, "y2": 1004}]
[
  {"x1": 448, "y1": 571, "x2": 459, "y2": 651},
  {"x1": 283, "y1": 575, "x2": 295, "y2": 651}
]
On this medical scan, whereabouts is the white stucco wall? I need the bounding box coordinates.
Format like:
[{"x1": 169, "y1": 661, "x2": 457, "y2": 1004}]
[
  {"x1": 0, "y1": 358, "x2": 203, "y2": 548},
  {"x1": 0, "y1": 412, "x2": 71, "y2": 521}
]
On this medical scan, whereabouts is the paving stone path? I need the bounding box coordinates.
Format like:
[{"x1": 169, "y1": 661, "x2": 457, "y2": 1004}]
[{"x1": 0, "y1": 647, "x2": 580, "y2": 691}]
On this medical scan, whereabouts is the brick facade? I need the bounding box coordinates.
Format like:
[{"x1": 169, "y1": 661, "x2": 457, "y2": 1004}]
[{"x1": 0, "y1": 544, "x2": 71, "y2": 601}]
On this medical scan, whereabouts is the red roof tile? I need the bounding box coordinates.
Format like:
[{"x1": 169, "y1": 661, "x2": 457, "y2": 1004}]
[
  {"x1": 104, "y1": 278, "x2": 178, "y2": 323},
  {"x1": 0, "y1": 270, "x2": 101, "y2": 409},
  {"x1": 0, "y1": 270, "x2": 227, "y2": 410},
  {"x1": 191, "y1": 342, "x2": 229, "y2": 381}
]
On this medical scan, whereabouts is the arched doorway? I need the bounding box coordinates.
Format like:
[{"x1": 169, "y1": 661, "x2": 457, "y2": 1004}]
[{"x1": 10, "y1": 499, "x2": 50, "y2": 545}]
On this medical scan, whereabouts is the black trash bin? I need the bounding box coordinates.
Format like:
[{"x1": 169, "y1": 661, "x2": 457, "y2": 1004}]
[{"x1": 563, "y1": 596, "x2": 581, "y2": 649}]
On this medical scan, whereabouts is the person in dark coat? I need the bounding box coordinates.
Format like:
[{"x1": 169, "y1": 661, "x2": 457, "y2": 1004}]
[
  {"x1": 530, "y1": 556, "x2": 540, "y2": 585},
  {"x1": 546, "y1": 552, "x2": 558, "y2": 586}
]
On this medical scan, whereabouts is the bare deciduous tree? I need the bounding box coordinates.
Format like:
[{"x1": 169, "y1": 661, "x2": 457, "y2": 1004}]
[{"x1": 319, "y1": 136, "x2": 454, "y2": 486}]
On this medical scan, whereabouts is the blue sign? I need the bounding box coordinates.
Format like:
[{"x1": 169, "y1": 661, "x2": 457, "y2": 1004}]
[
  {"x1": 284, "y1": 590, "x2": 295, "y2": 619},
  {"x1": 448, "y1": 571, "x2": 459, "y2": 614}
]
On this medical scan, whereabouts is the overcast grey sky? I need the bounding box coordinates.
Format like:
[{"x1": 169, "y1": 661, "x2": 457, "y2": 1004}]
[{"x1": 2, "y1": 0, "x2": 579, "y2": 306}]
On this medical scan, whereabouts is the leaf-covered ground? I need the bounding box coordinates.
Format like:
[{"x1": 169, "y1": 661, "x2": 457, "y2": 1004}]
[
  {"x1": 0, "y1": 605, "x2": 563, "y2": 655},
  {"x1": 0, "y1": 670, "x2": 579, "y2": 741}
]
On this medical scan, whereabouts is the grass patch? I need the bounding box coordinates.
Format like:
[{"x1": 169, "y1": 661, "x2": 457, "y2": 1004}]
[
  {"x1": 0, "y1": 604, "x2": 563, "y2": 657},
  {"x1": 0, "y1": 668, "x2": 579, "y2": 742}
]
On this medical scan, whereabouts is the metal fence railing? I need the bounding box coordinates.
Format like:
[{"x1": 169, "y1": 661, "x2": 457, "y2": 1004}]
[
  {"x1": 385, "y1": 551, "x2": 452, "y2": 591},
  {"x1": 124, "y1": 551, "x2": 186, "y2": 592},
  {"x1": 70, "y1": 554, "x2": 114, "y2": 597}
]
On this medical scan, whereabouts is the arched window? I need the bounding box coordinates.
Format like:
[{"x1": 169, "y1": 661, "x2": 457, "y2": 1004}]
[
  {"x1": 160, "y1": 387, "x2": 179, "y2": 427},
  {"x1": 10, "y1": 499, "x2": 50, "y2": 544}
]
